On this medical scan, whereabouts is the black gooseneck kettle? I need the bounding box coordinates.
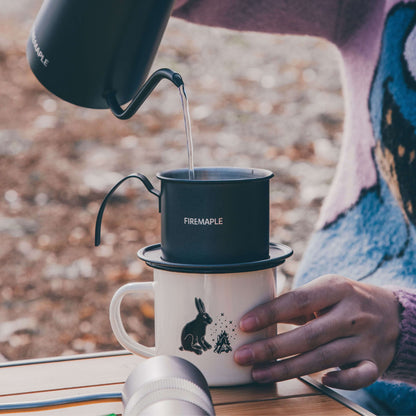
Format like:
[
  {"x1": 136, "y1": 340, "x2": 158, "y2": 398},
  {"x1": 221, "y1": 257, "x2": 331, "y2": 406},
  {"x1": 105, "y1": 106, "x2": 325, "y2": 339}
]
[{"x1": 27, "y1": 0, "x2": 183, "y2": 119}]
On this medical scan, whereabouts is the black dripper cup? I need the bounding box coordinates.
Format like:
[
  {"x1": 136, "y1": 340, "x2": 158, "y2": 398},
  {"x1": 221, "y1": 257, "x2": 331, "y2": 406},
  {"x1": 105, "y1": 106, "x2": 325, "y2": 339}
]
[{"x1": 95, "y1": 167, "x2": 275, "y2": 265}]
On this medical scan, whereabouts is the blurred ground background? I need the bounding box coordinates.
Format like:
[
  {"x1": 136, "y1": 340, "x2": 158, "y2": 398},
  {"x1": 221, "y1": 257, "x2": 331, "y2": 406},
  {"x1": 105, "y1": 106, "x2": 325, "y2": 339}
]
[{"x1": 0, "y1": 1, "x2": 344, "y2": 360}]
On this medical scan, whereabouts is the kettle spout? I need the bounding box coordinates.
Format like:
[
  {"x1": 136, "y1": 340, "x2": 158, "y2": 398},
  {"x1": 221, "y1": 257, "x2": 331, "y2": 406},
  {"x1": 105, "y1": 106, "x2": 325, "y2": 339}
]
[
  {"x1": 171, "y1": 72, "x2": 184, "y2": 88},
  {"x1": 105, "y1": 68, "x2": 184, "y2": 120}
]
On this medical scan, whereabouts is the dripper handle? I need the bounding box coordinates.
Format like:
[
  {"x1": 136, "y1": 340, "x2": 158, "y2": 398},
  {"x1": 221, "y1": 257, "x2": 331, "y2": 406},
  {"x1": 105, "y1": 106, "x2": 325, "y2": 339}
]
[
  {"x1": 95, "y1": 173, "x2": 160, "y2": 246},
  {"x1": 105, "y1": 68, "x2": 183, "y2": 120}
]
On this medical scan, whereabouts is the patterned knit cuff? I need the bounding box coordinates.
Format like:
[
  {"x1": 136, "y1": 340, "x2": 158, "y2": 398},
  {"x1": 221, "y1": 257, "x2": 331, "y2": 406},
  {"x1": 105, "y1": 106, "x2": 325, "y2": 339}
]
[{"x1": 383, "y1": 289, "x2": 416, "y2": 385}]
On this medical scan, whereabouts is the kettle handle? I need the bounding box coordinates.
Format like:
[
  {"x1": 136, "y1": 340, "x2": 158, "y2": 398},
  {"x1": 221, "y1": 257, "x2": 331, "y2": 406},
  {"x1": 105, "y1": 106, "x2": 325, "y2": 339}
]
[{"x1": 95, "y1": 173, "x2": 160, "y2": 246}]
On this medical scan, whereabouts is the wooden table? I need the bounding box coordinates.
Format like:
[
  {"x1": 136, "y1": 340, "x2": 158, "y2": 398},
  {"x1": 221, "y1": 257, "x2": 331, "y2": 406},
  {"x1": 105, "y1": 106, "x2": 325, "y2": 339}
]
[{"x1": 0, "y1": 351, "x2": 374, "y2": 415}]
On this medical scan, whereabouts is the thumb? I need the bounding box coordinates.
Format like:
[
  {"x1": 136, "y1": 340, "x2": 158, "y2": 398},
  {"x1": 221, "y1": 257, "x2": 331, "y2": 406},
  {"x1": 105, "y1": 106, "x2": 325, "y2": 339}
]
[{"x1": 322, "y1": 360, "x2": 378, "y2": 390}]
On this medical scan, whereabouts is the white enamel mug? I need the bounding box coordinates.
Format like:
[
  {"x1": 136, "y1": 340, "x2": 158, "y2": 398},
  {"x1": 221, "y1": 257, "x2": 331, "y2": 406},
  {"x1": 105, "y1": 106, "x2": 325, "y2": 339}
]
[{"x1": 109, "y1": 268, "x2": 277, "y2": 386}]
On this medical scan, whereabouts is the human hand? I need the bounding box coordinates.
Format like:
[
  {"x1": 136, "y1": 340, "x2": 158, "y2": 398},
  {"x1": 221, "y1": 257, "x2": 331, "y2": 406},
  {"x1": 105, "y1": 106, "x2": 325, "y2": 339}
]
[{"x1": 234, "y1": 275, "x2": 401, "y2": 390}]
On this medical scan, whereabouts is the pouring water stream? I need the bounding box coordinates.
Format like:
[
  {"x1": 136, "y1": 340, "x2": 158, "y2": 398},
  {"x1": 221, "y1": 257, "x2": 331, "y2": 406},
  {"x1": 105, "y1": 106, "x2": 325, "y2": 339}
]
[{"x1": 179, "y1": 84, "x2": 195, "y2": 180}]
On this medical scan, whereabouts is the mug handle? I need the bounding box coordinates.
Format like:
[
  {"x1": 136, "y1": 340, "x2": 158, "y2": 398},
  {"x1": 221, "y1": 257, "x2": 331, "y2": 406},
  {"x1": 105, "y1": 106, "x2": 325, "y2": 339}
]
[
  {"x1": 109, "y1": 282, "x2": 156, "y2": 358},
  {"x1": 94, "y1": 173, "x2": 160, "y2": 246}
]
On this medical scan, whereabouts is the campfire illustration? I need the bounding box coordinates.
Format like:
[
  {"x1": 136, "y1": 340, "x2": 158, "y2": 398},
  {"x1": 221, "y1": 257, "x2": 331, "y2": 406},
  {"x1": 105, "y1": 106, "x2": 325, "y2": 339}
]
[
  {"x1": 214, "y1": 330, "x2": 232, "y2": 354},
  {"x1": 210, "y1": 312, "x2": 238, "y2": 354}
]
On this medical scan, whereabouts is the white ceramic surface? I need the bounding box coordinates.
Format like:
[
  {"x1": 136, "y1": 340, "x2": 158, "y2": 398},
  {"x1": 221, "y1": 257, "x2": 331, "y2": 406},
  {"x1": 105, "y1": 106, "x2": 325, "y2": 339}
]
[{"x1": 110, "y1": 268, "x2": 277, "y2": 386}]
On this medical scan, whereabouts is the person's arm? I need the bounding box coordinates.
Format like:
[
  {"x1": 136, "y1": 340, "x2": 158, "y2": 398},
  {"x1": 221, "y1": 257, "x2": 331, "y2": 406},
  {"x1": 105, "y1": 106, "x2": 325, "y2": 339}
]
[
  {"x1": 173, "y1": 0, "x2": 376, "y2": 46},
  {"x1": 173, "y1": 0, "x2": 341, "y2": 40},
  {"x1": 382, "y1": 288, "x2": 416, "y2": 385},
  {"x1": 233, "y1": 275, "x2": 404, "y2": 390}
]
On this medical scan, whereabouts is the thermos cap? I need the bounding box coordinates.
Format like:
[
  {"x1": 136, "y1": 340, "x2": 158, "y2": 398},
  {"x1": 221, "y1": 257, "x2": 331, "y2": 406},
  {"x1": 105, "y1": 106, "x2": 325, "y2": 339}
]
[{"x1": 123, "y1": 356, "x2": 214, "y2": 416}]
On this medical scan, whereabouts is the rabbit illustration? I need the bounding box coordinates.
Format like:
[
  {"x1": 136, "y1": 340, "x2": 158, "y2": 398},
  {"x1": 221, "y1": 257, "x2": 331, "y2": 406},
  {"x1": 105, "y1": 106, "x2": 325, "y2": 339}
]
[{"x1": 179, "y1": 297, "x2": 213, "y2": 355}]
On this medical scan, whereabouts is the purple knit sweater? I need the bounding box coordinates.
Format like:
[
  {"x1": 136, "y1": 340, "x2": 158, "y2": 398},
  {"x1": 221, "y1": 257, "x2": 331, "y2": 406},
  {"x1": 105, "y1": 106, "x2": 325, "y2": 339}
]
[
  {"x1": 387, "y1": 289, "x2": 416, "y2": 384},
  {"x1": 173, "y1": 0, "x2": 416, "y2": 385}
]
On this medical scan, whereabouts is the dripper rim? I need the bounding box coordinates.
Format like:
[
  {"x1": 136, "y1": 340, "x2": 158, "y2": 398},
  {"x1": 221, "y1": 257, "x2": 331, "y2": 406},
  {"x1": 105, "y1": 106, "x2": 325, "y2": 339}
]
[
  {"x1": 137, "y1": 242, "x2": 292, "y2": 274},
  {"x1": 156, "y1": 166, "x2": 274, "y2": 183}
]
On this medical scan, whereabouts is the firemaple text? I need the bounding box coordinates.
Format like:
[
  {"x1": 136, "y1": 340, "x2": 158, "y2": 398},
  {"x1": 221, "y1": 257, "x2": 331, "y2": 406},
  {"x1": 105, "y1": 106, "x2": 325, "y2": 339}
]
[{"x1": 184, "y1": 217, "x2": 224, "y2": 226}]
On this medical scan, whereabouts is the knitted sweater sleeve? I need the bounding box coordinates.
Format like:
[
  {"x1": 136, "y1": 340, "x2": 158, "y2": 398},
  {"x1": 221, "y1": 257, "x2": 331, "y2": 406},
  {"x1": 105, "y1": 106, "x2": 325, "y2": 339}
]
[
  {"x1": 172, "y1": 0, "x2": 340, "y2": 41},
  {"x1": 172, "y1": 0, "x2": 376, "y2": 46},
  {"x1": 383, "y1": 289, "x2": 416, "y2": 385}
]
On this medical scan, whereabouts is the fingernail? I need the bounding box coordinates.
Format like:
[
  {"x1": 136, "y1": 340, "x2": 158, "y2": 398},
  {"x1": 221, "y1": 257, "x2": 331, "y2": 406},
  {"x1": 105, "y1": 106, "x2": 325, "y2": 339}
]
[
  {"x1": 240, "y1": 315, "x2": 258, "y2": 331},
  {"x1": 322, "y1": 372, "x2": 337, "y2": 386},
  {"x1": 234, "y1": 347, "x2": 254, "y2": 365},
  {"x1": 252, "y1": 367, "x2": 273, "y2": 383}
]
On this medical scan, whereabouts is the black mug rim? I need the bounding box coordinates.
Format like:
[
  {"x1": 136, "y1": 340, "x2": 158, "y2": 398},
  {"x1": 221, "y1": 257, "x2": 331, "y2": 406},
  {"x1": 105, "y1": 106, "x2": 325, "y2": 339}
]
[{"x1": 157, "y1": 166, "x2": 274, "y2": 183}]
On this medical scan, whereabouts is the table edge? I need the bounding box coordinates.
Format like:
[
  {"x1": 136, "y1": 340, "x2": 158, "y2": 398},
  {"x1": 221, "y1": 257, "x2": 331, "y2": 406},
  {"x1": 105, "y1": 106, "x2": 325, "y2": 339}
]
[
  {"x1": 0, "y1": 350, "x2": 130, "y2": 368},
  {"x1": 300, "y1": 376, "x2": 375, "y2": 416},
  {"x1": 0, "y1": 351, "x2": 376, "y2": 416}
]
